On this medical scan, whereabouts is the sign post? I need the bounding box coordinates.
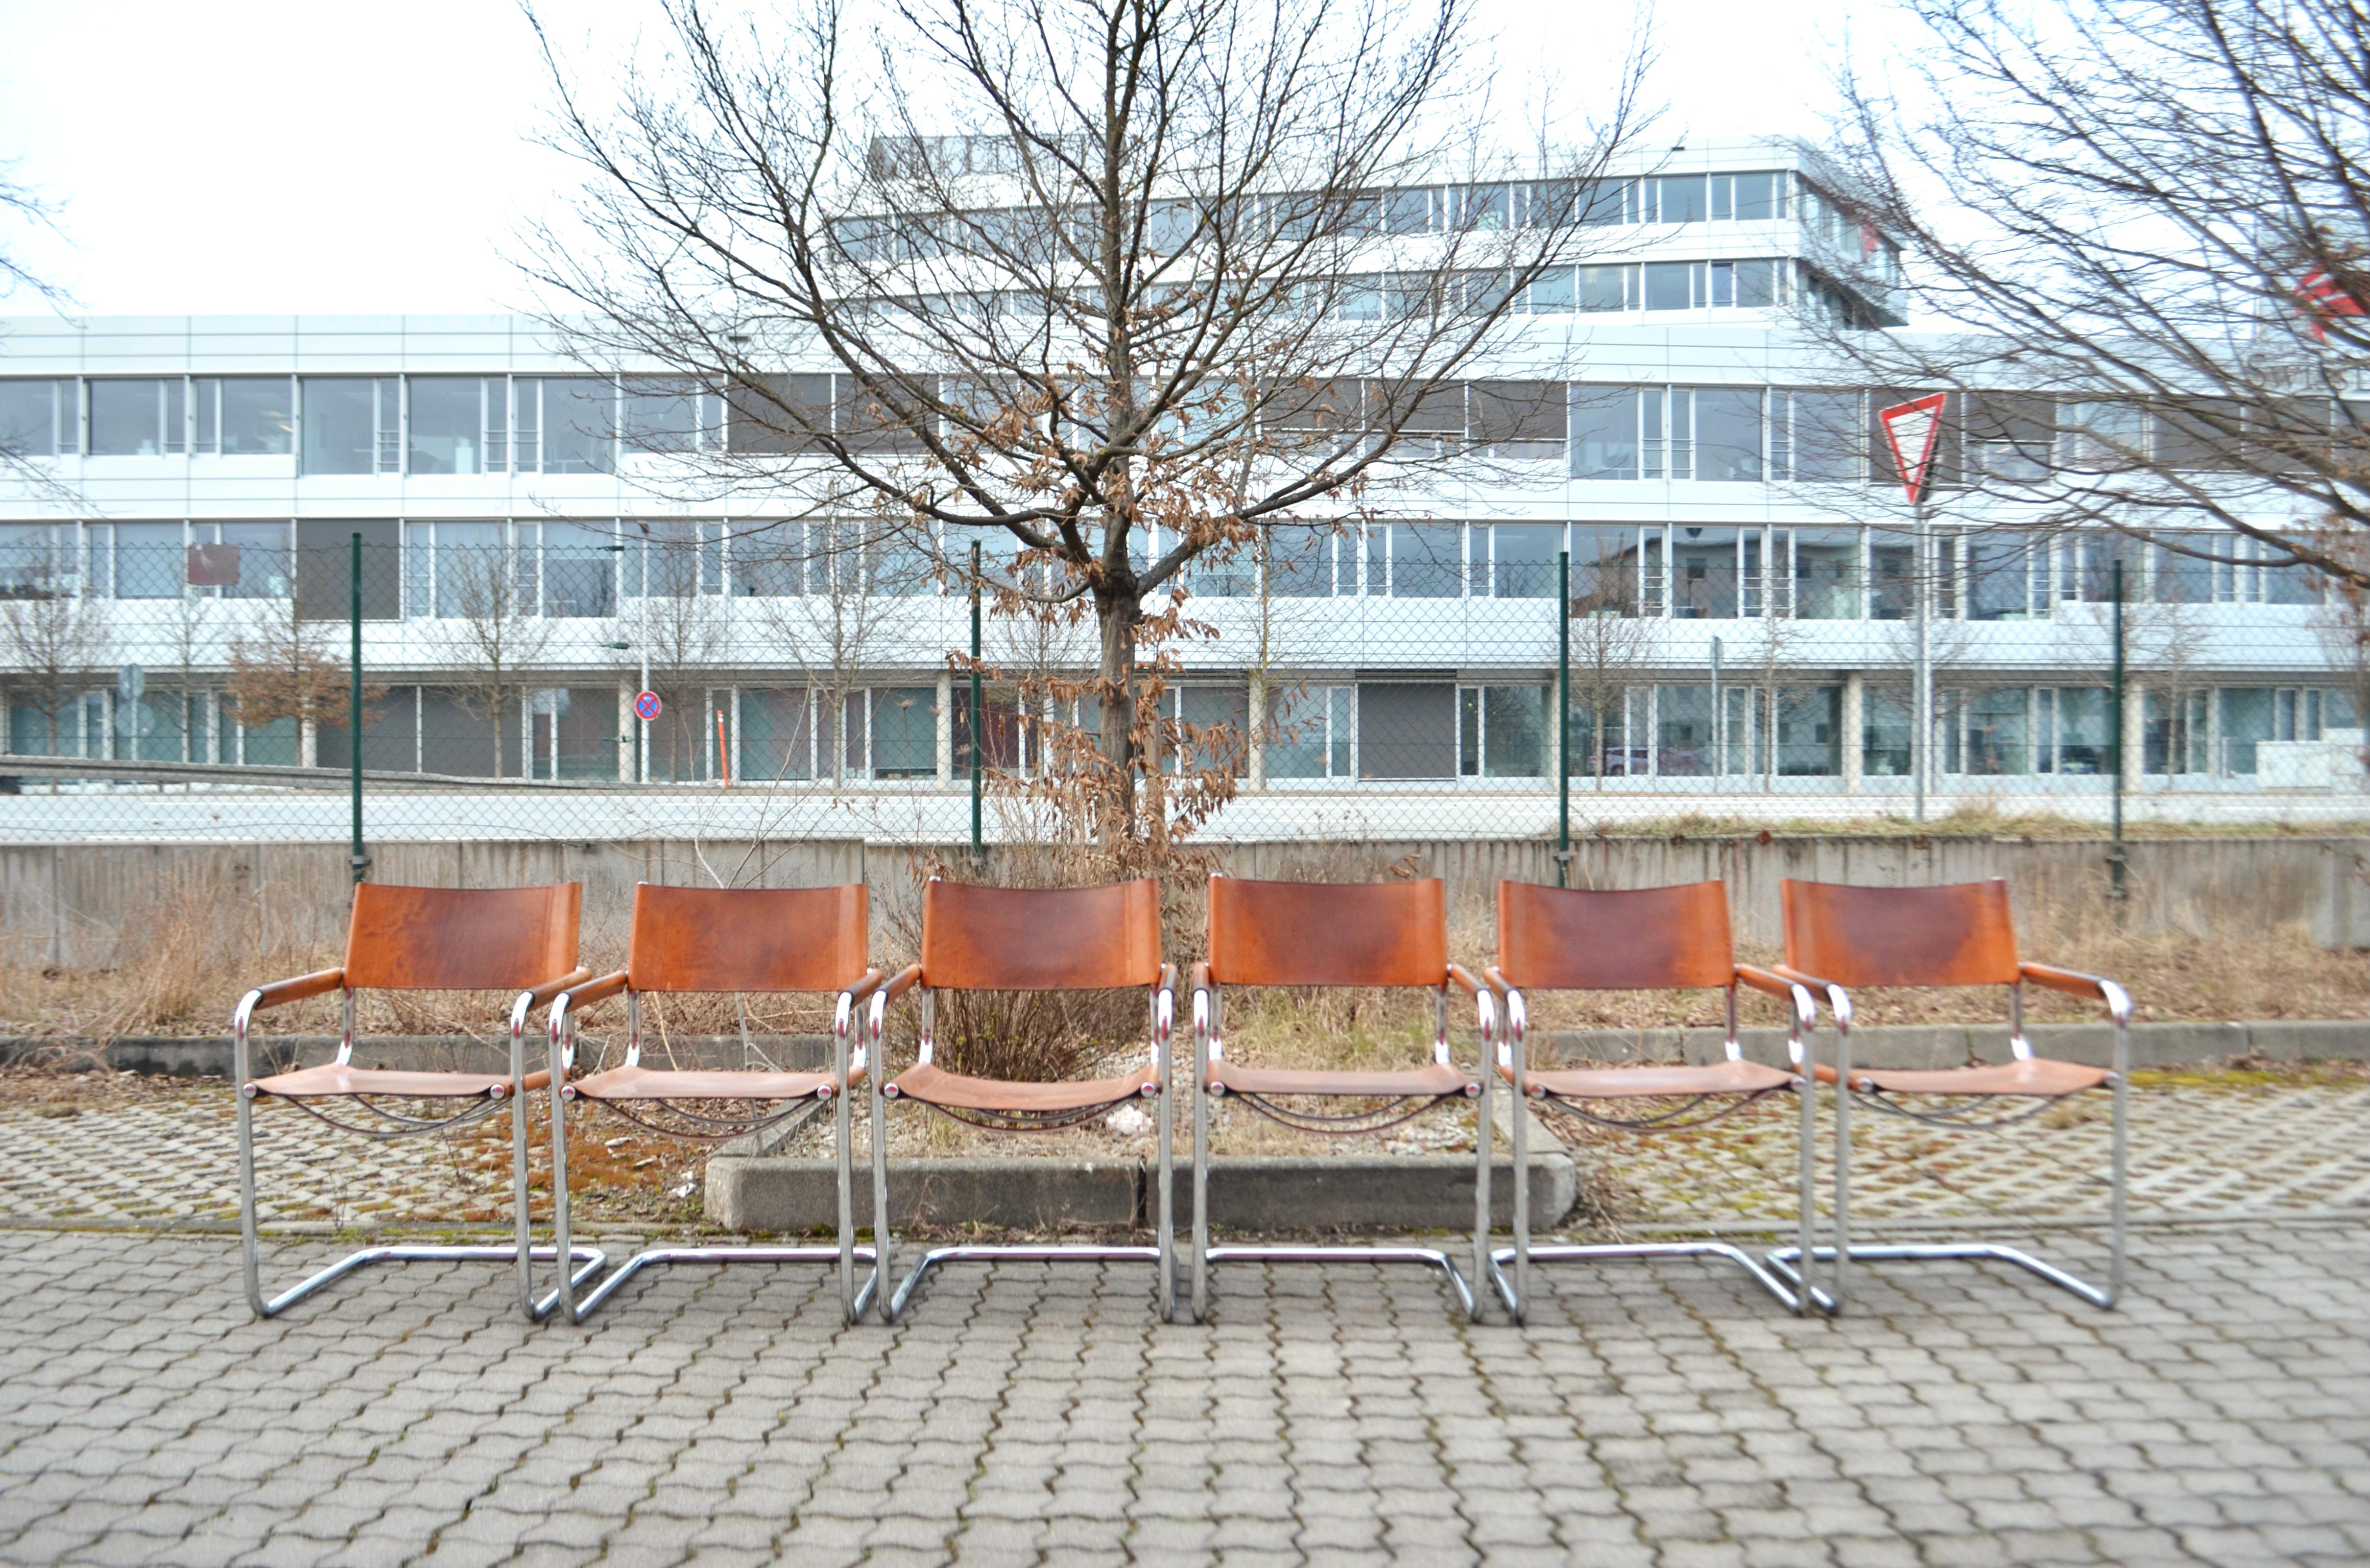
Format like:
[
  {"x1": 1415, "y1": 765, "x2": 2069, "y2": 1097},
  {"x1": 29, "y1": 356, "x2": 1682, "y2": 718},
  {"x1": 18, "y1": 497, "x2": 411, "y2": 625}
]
[{"x1": 1879, "y1": 394, "x2": 1948, "y2": 824}]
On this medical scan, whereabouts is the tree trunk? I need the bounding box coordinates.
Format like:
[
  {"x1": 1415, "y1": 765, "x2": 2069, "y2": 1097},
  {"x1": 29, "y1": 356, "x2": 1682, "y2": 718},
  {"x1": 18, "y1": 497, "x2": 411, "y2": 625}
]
[{"x1": 1094, "y1": 579, "x2": 1142, "y2": 842}]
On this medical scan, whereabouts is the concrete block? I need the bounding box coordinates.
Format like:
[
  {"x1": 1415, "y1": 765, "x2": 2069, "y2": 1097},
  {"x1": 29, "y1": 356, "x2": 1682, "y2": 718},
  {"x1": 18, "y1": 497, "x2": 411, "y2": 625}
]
[
  {"x1": 1180, "y1": 1154, "x2": 1576, "y2": 1233},
  {"x1": 2239, "y1": 1019, "x2": 2370, "y2": 1060},
  {"x1": 707, "y1": 1155, "x2": 1139, "y2": 1233}
]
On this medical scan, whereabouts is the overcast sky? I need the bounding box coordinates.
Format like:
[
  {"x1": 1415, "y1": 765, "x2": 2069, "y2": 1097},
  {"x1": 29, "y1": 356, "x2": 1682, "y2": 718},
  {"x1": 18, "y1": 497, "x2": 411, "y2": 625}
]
[{"x1": 0, "y1": 0, "x2": 1891, "y2": 318}]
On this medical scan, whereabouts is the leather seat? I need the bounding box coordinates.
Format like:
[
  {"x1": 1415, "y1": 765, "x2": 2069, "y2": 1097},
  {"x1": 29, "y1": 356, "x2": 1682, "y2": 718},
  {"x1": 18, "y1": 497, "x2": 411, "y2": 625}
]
[
  {"x1": 887, "y1": 1059, "x2": 1158, "y2": 1113},
  {"x1": 1207, "y1": 1059, "x2": 1472, "y2": 1099},
  {"x1": 1515, "y1": 1058, "x2": 1793, "y2": 1100}
]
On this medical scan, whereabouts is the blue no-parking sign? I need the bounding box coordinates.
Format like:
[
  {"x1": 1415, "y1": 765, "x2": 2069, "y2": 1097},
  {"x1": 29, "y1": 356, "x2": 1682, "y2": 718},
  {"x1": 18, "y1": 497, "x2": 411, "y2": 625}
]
[{"x1": 634, "y1": 690, "x2": 663, "y2": 722}]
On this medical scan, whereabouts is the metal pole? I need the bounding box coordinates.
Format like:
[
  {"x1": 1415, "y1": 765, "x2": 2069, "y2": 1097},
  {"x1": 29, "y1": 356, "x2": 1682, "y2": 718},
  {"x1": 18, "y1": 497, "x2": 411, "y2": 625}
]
[
  {"x1": 1913, "y1": 497, "x2": 1931, "y2": 824},
  {"x1": 970, "y1": 540, "x2": 983, "y2": 867},
  {"x1": 1556, "y1": 549, "x2": 1570, "y2": 887},
  {"x1": 349, "y1": 531, "x2": 366, "y2": 884},
  {"x1": 1711, "y1": 636, "x2": 1724, "y2": 779},
  {"x1": 2110, "y1": 557, "x2": 2127, "y2": 910}
]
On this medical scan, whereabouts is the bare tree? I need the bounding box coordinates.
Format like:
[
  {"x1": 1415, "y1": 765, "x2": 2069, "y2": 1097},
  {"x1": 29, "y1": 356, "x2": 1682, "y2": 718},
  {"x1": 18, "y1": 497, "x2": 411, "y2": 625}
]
[
  {"x1": 0, "y1": 154, "x2": 66, "y2": 309},
  {"x1": 1567, "y1": 552, "x2": 1652, "y2": 788},
  {"x1": 0, "y1": 539, "x2": 109, "y2": 755},
  {"x1": 632, "y1": 524, "x2": 727, "y2": 781},
  {"x1": 1816, "y1": 0, "x2": 2370, "y2": 589},
  {"x1": 524, "y1": 0, "x2": 1649, "y2": 845},
  {"x1": 749, "y1": 520, "x2": 912, "y2": 786},
  {"x1": 431, "y1": 532, "x2": 552, "y2": 778},
  {"x1": 226, "y1": 593, "x2": 367, "y2": 765}
]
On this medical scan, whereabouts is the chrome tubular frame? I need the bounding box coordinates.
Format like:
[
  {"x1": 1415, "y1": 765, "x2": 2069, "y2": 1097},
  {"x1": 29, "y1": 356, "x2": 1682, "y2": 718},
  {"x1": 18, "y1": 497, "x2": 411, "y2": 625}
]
[
  {"x1": 869, "y1": 976, "x2": 1177, "y2": 1325},
  {"x1": 543, "y1": 984, "x2": 878, "y2": 1326},
  {"x1": 234, "y1": 984, "x2": 604, "y2": 1322},
  {"x1": 1187, "y1": 978, "x2": 1495, "y2": 1326},
  {"x1": 1765, "y1": 976, "x2": 2131, "y2": 1312},
  {"x1": 1486, "y1": 976, "x2": 1822, "y2": 1322}
]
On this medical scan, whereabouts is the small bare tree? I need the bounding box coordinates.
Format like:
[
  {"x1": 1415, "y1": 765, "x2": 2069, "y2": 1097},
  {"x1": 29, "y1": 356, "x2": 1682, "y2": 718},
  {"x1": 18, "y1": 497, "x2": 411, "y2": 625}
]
[
  {"x1": 226, "y1": 593, "x2": 368, "y2": 764},
  {"x1": 524, "y1": 0, "x2": 1650, "y2": 849},
  {"x1": 631, "y1": 523, "x2": 727, "y2": 781},
  {"x1": 750, "y1": 520, "x2": 909, "y2": 787},
  {"x1": 0, "y1": 546, "x2": 109, "y2": 756},
  {"x1": 432, "y1": 532, "x2": 551, "y2": 778},
  {"x1": 1567, "y1": 552, "x2": 1652, "y2": 788},
  {"x1": 1815, "y1": 0, "x2": 2370, "y2": 591}
]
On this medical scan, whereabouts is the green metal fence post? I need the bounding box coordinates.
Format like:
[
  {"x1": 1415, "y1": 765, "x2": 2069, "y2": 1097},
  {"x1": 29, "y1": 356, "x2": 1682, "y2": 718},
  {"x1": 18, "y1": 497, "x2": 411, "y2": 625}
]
[
  {"x1": 349, "y1": 531, "x2": 367, "y2": 884},
  {"x1": 2110, "y1": 557, "x2": 2126, "y2": 912},
  {"x1": 1557, "y1": 548, "x2": 1570, "y2": 887},
  {"x1": 970, "y1": 540, "x2": 983, "y2": 868}
]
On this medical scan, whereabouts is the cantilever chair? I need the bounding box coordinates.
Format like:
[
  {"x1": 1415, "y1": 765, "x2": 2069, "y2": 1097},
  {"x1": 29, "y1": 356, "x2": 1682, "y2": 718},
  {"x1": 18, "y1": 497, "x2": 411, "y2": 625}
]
[
  {"x1": 1767, "y1": 878, "x2": 2132, "y2": 1311},
  {"x1": 1484, "y1": 880, "x2": 1822, "y2": 1320},
  {"x1": 233, "y1": 882, "x2": 601, "y2": 1321},
  {"x1": 545, "y1": 883, "x2": 883, "y2": 1324},
  {"x1": 870, "y1": 877, "x2": 1177, "y2": 1323},
  {"x1": 1191, "y1": 875, "x2": 1495, "y2": 1324}
]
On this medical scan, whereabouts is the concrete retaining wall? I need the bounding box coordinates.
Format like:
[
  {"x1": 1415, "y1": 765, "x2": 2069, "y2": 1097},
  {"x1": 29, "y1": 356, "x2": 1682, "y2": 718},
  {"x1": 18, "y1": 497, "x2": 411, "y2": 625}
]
[{"x1": 8, "y1": 832, "x2": 2369, "y2": 971}]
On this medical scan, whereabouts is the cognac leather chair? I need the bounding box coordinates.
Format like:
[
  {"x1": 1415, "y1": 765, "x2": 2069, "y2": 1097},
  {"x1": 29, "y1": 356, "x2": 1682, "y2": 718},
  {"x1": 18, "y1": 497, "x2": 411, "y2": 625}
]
[
  {"x1": 1484, "y1": 879, "x2": 1821, "y2": 1320},
  {"x1": 1770, "y1": 878, "x2": 2132, "y2": 1311},
  {"x1": 232, "y1": 883, "x2": 598, "y2": 1321},
  {"x1": 868, "y1": 877, "x2": 1178, "y2": 1323},
  {"x1": 1189, "y1": 874, "x2": 1496, "y2": 1324},
  {"x1": 545, "y1": 883, "x2": 883, "y2": 1324}
]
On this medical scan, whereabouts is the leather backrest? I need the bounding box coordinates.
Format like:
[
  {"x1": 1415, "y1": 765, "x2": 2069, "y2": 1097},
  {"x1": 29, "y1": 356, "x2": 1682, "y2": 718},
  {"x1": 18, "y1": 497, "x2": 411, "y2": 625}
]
[
  {"x1": 1781, "y1": 879, "x2": 2020, "y2": 987},
  {"x1": 919, "y1": 879, "x2": 1163, "y2": 990},
  {"x1": 344, "y1": 883, "x2": 582, "y2": 992},
  {"x1": 1496, "y1": 879, "x2": 1734, "y2": 991},
  {"x1": 1206, "y1": 876, "x2": 1447, "y2": 987},
  {"x1": 626, "y1": 883, "x2": 868, "y2": 994}
]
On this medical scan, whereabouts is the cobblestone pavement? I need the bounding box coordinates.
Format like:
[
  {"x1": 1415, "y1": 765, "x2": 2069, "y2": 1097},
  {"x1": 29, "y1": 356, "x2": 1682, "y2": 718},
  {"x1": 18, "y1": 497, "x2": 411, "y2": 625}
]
[
  {"x1": 0, "y1": 1224, "x2": 2365, "y2": 1568},
  {"x1": 4, "y1": 1072, "x2": 2365, "y2": 1232}
]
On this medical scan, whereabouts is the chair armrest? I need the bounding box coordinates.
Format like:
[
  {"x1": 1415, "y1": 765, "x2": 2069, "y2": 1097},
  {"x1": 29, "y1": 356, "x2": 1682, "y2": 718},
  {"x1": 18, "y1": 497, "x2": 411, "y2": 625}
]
[
  {"x1": 522, "y1": 967, "x2": 595, "y2": 1012},
  {"x1": 1736, "y1": 964, "x2": 1819, "y2": 1034},
  {"x1": 1772, "y1": 964, "x2": 1853, "y2": 1033},
  {"x1": 876, "y1": 963, "x2": 925, "y2": 1006},
  {"x1": 841, "y1": 967, "x2": 888, "y2": 1008},
  {"x1": 1190, "y1": 961, "x2": 1212, "y2": 998},
  {"x1": 2021, "y1": 962, "x2": 2133, "y2": 1025},
  {"x1": 558, "y1": 970, "x2": 631, "y2": 1017},
  {"x1": 520, "y1": 1067, "x2": 554, "y2": 1093},
  {"x1": 239, "y1": 968, "x2": 345, "y2": 1016},
  {"x1": 1445, "y1": 964, "x2": 1496, "y2": 1051},
  {"x1": 1480, "y1": 964, "x2": 1513, "y2": 998}
]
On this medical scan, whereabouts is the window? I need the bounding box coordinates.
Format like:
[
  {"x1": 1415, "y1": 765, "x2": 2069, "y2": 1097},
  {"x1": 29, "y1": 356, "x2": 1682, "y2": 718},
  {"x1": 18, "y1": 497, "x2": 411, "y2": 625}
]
[
  {"x1": 633, "y1": 521, "x2": 724, "y2": 598},
  {"x1": 1670, "y1": 527, "x2": 1740, "y2": 618},
  {"x1": 1790, "y1": 528, "x2": 1861, "y2": 619},
  {"x1": 2150, "y1": 532, "x2": 2218, "y2": 604},
  {"x1": 0, "y1": 523, "x2": 72, "y2": 597},
  {"x1": 742, "y1": 688, "x2": 831, "y2": 782},
  {"x1": 405, "y1": 521, "x2": 513, "y2": 618},
  {"x1": 538, "y1": 522, "x2": 619, "y2": 617},
  {"x1": 301, "y1": 378, "x2": 397, "y2": 475},
  {"x1": 1643, "y1": 261, "x2": 1695, "y2": 310},
  {"x1": 294, "y1": 520, "x2": 402, "y2": 621},
  {"x1": 1649, "y1": 174, "x2": 1708, "y2": 224},
  {"x1": 0, "y1": 380, "x2": 63, "y2": 456},
  {"x1": 1358, "y1": 682, "x2": 1456, "y2": 779},
  {"x1": 89, "y1": 380, "x2": 178, "y2": 456},
  {"x1": 868, "y1": 688, "x2": 939, "y2": 778},
  {"x1": 1382, "y1": 522, "x2": 1463, "y2": 597},
  {"x1": 1694, "y1": 388, "x2": 1764, "y2": 482},
  {"x1": 727, "y1": 373, "x2": 831, "y2": 455},
  {"x1": 1643, "y1": 388, "x2": 1691, "y2": 478},
  {"x1": 1945, "y1": 688, "x2": 2032, "y2": 775},
  {"x1": 2150, "y1": 398, "x2": 2246, "y2": 471},
  {"x1": 1863, "y1": 688, "x2": 1913, "y2": 776},
  {"x1": 865, "y1": 525, "x2": 938, "y2": 597},
  {"x1": 531, "y1": 378, "x2": 616, "y2": 474},
  {"x1": 1965, "y1": 394, "x2": 2054, "y2": 483},
  {"x1": 2049, "y1": 688, "x2": 2112, "y2": 774},
  {"x1": 1774, "y1": 390, "x2": 1861, "y2": 481},
  {"x1": 2075, "y1": 531, "x2": 2143, "y2": 602},
  {"x1": 1570, "y1": 525, "x2": 1650, "y2": 616},
  {"x1": 834, "y1": 373, "x2": 931, "y2": 453},
  {"x1": 196, "y1": 522, "x2": 292, "y2": 600},
  {"x1": 193, "y1": 377, "x2": 295, "y2": 456},
  {"x1": 623, "y1": 378, "x2": 722, "y2": 456},
  {"x1": 1527, "y1": 267, "x2": 1577, "y2": 313},
  {"x1": 1490, "y1": 523, "x2": 1562, "y2": 599},
  {"x1": 1170, "y1": 685, "x2": 1249, "y2": 777},
  {"x1": 730, "y1": 523, "x2": 809, "y2": 597},
  {"x1": 320, "y1": 685, "x2": 421, "y2": 774},
  {"x1": 1469, "y1": 381, "x2": 1563, "y2": 459},
  {"x1": 1578, "y1": 265, "x2": 1632, "y2": 311},
  {"x1": 107, "y1": 522, "x2": 184, "y2": 600},
  {"x1": 1956, "y1": 532, "x2": 2047, "y2": 620},
  {"x1": 1458, "y1": 685, "x2": 1547, "y2": 777},
  {"x1": 1869, "y1": 530, "x2": 1915, "y2": 620},
  {"x1": 1724, "y1": 171, "x2": 1789, "y2": 220},
  {"x1": 407, "y1": 378, "x2": 500, "y2": 475},
  {"x1": 1570, "y1": 385, "x2": 1642, "y2": 480},
  {"x1": 1264, "y1": 684, "x2": 1353, "y2": 779},
  {"x1": 1654, "y1": 686, "x2": 1716, "y2": 776},
  {"x1": 1265, "y1": 523, "x2": 1341, "y2": 597}
]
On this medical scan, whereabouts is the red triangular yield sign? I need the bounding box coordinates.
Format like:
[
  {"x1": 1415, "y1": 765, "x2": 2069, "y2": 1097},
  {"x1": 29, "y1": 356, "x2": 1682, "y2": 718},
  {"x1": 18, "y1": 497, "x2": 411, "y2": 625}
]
[{"x1": 1879, "y1": 393, "x2": 1947, "y2": 504}]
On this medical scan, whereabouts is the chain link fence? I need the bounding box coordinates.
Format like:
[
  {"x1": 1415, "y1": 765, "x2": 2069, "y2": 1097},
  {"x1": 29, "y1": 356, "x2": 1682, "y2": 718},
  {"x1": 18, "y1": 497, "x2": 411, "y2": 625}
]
[{"x1": 2, "y1": 523, "x2": 2365, "y2": 851}]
